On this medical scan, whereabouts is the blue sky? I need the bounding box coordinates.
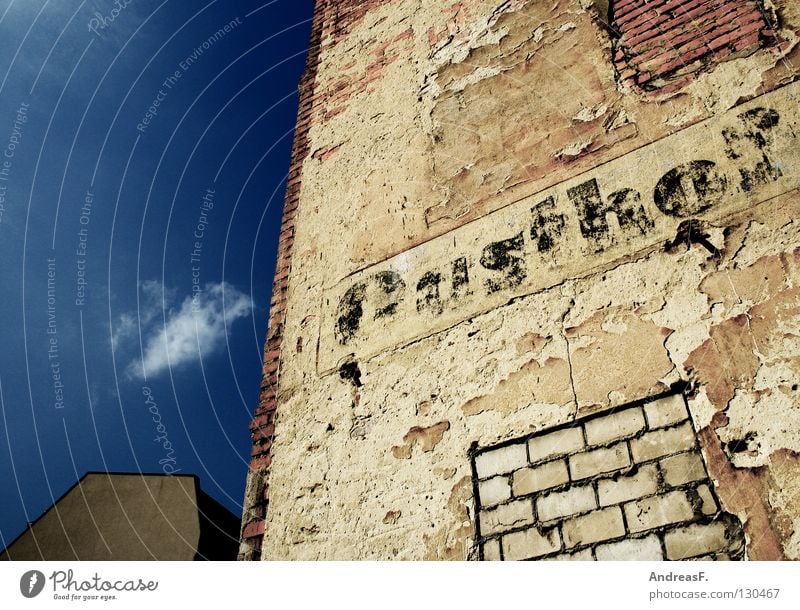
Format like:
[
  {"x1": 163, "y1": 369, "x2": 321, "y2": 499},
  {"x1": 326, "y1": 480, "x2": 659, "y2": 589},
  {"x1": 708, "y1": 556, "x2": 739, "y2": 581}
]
[{"x1": 0, "y1": 0, "x2": 313, "y2": 547}]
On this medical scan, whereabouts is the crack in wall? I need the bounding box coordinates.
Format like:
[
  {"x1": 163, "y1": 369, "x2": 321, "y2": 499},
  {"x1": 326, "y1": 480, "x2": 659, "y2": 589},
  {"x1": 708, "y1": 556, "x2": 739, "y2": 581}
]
[{"x1": 561, "y1": 297, "x2": 580, "y2": 416}]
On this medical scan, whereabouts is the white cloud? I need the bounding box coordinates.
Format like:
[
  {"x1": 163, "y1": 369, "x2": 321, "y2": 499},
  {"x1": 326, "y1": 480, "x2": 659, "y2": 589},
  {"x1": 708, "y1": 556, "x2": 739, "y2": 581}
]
[
  {"x1": 111, "y1": 313, "x2": 136, "y2": 352},
  {"x1": 118, "y1": 281, "x2": 253, "y2": 380},
  {"x1": 112, "y1": 280, "x2": 175, "y2": 351}
]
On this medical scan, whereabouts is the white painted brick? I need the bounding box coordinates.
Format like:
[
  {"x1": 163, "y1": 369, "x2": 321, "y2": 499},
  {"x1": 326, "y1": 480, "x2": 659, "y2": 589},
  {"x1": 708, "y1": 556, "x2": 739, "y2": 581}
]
[
  {"x1": 482, "y1": 538, "x2": 501, "y2": 561},
  {"x1": 512, "y1": 460, "x2": 569, "y2": 496},
  {"x1": 479, "y1": 476, "x2": 511, "y2": 507},
  {"x1": 660, "y1": 451, "x2": 707, "y2": 487},
  {"x1": 545, "y1": 548, "x2": 594, "y2": 561},
  {"x1": 595, "y1": 535, "x2": 663, "y2": 560},
  {"x1": 630, "y1": 422, "x2": 695, "y2": 463},
  {"x1": 502, "y1": 527, "x2": 561, "y2": 560},
  {"x1": 481, "y1": 499, "x2": 534, "y2": 535},
  {"x1": 696, "y1": 484, "x2": 718, "y2": 516},
  {"x1": 597, "y1": 464, "x2": 659, "y2": 506},
  {"x1": 585, "y1": 407, "x2": 646, "y2": 446},
  {"x1": 475, "y1": 443, "x2": 527, "y2": 479},
  {"x1": 664, "y1": 522, "x2": 728, "y2": 560},
  {"x1": 536, "y1": 484, "x2": 596, "y2": 522},
  {"x1": 528, "y1": 427, "x2": 584, "y2": 463},
  {"x1": 624, "y1": 490, "x2": 695, "y2": 533},
  {"x1": 562, "y1": 507, "x2": 625, "y2": 548},
  {"x1": 569, "y1": 442, "x2": 630, "y2": 480},
  {"x1": 645, "y1": 394, "x2": 689, "y2": 429}
]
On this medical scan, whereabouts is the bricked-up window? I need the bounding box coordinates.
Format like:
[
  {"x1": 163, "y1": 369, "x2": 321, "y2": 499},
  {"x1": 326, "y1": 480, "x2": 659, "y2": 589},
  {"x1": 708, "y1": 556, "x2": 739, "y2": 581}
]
[
  {"x1": 471, "y1": 394, "x2": 745, "y2": 560},
  {"x1": 611, "y1": 0, "x2": 776, "y2": 92}
]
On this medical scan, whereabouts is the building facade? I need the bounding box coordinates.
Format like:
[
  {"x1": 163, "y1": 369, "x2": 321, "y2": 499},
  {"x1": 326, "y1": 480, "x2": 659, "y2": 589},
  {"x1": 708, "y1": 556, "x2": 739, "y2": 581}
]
[
  {"x1": 2, "y1": 473, "x2": 239, "y2": 561},
  {"x1": 240, "y1": 0, "x2": 800, "y2": 560}
]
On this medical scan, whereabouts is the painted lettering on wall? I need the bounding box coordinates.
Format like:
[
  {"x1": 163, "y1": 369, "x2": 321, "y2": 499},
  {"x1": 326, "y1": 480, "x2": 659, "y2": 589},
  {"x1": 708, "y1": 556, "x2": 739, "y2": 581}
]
[{"x1": 320, "y1": 84, "x2": 800, "y2": 373}]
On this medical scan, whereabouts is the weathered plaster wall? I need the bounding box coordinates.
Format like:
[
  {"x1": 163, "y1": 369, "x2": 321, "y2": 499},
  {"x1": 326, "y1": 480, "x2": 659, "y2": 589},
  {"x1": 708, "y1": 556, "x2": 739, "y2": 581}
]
[{"x1": 243, "y1": 0, "x2": 800, "y2": 560}]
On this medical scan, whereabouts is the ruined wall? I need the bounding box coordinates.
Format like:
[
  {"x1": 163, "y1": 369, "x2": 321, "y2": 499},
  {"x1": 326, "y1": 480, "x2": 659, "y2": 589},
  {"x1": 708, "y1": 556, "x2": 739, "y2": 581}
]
[{"x1": 241, "y1": 0, "x2": 800, "y2": 560}]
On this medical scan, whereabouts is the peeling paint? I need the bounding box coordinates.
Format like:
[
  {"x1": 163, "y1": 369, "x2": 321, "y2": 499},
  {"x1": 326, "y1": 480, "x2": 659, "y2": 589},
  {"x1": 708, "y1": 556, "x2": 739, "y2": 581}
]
[
  {"x1": 251, "y1": 0, "x2": 800, "y2": 561},
  {"x1": 392, "y1": 420, "x2": 451, "y2": 458}
]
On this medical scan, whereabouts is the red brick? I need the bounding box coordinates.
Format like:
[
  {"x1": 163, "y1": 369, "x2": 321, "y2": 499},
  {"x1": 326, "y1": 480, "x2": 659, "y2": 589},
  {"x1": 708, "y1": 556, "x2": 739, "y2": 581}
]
[
  {"x1": 262, "y1": 362, "x2": 279, "y2": 377},
  {"x1": 393, "y1": 27, "x2": 413, "y2": 43},
  {"x1": 623, "y1": 1, "x2": 745, "y2": 46},
  {"x1": 250, "y1": 413, "x2": 273, "y2": 429},
  {"x1": 613, "y1": 0, "x2": 771, "y2": 92},
  {"x1": 252, "y1": 425, "x2": 275, "y2": 442},
  {"x1": 630, "y1": 5, "x2": 759, "y2": 60},
  {"x1": 251, "y1": 438, "x2": 273, "y2": 457},
  {"x1": 249, "y1": 455, "x2": 272, "y2": 471},
  {"x1": 242, "y1": 520, "x2": 265, "y2": 539}
]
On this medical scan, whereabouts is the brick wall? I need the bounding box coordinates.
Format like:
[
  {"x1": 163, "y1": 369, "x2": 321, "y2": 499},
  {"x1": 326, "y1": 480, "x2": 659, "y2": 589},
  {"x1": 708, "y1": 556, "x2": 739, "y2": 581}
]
[
  {"x1": 239, "y1": 0, "x2": 410, "y2": 561},
  {"x1": 238, "y1": 2, "x2": 325, "y2": 562},
  {"x1": 612, "y1": 0, "x2": 776, "y2": 93},
  {"x1": 473, "y1": 393, "x2": 745, "y2": 560}
]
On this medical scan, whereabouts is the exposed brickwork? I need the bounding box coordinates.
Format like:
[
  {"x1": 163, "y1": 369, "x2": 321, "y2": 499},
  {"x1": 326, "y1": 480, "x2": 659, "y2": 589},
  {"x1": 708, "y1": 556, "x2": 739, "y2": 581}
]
[
  {"x1": 239, "y1": 0, "x2": 412, "y2": 562},
  {"x1": 310, "y1": 0, "x2": 414, "y2": 128},
  {"x1": 238, "y1": 1, "x2": 327, "y2": 561},
  {"x1": 472, "y1": 393, "x2": 746, "y2": 561},
  {"x1": 611, "y1": 0, "x2": 777, "y2": 93},
  {"x1": 319, "y1": 0, "x2": 403, "y2": 44},
  {"x1": 426, "y1": 2, "x2": 476, "y2": 49}
]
